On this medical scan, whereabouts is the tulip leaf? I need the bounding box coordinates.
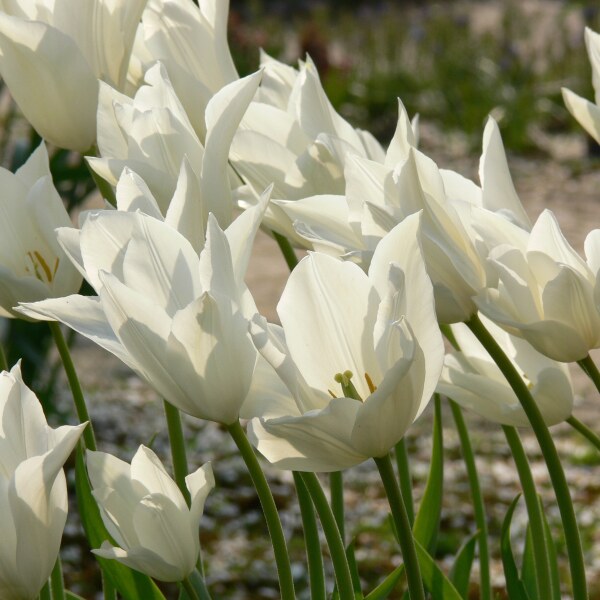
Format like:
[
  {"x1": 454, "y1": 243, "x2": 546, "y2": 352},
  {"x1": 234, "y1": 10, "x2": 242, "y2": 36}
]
[
  {"x1": 540, "y1": 498, "x2": 561, "y2": 600},
  {"x1": 521, "y1": 526, "x2": 537, "y2": 599},
  {"x1": 74, "y1": 445, "x2": 166, "y2": 600},
  {"x1": 364, "y1": 564, "x2": 405, "y2": 600},
  {"x1": 449, "y1": 530, "x2": 478, "y2": 598},
  {"x1": 412, "y1": 396, "x2": 444, "y2": 553},
  {"x1": 500, "y1": 495, "x2": 531, "y2": 600},
  {"x1": 414, "y1": 538, "x2": 463, "y2": 600},
  {"x1": 65, "y1": 592, "x2": 87, "y2": 600}
]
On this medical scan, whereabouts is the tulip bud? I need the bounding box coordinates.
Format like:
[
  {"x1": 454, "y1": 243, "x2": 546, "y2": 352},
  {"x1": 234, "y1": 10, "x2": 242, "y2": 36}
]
[
  {"x1": 87, "y1": 446, "x2": 214, "y2": 582},
  {"x1": 0, "y1": 362, "x2": 86, "y2": 599}
]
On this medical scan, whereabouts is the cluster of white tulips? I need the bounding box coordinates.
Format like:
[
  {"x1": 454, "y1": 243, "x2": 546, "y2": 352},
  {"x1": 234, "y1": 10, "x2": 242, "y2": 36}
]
[{"x1": 0, "y1": 1, "x2": 599, "y2": 598}]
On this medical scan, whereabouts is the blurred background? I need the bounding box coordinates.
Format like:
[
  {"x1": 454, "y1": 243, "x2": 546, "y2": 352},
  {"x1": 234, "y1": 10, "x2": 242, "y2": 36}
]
[{"x1": 228, "y1": 0, "x2": 600, "y2": 154}]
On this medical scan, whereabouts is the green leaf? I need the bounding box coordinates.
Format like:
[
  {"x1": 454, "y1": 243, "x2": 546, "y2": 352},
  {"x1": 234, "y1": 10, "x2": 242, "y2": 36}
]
[
  {"x1": 412, "y1": 396, "x2": 444, "y2": 553},
  {"x1": 539, "y1": 496, "x2": 561, "y2": 600},
  {"x1": 500, "y1": 495, "x2": 531, "y2": 600},
  {"x1": 414, "y1": 538, "x2": 463, "y2": 600},
  {"x1": 521, "y1": 526, "x2": 538, "y2": 600},
  {"x1": 346, "y1": 539, "x2": 364, "y2": 598},
  {"x1": 364, "y1": 564, "x2": 405, "y2": 600},
  {"x1": 74, "y1": 445, "x2": 166, "y2": 600},
  {"x1": 65, "y1": 592, "x2": 87, "y2": 600},
  {"x1": 449, "y1": 531, "x2": 478, "y2": 598}
]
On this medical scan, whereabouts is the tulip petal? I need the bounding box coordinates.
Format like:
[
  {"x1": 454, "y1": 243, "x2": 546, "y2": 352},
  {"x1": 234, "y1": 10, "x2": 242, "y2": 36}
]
[
  {"x1": 248, "y1": 397, "x2": 365, "y2": 472},
  {"x1": 0, "y1": 14, "x2": 98, "y2": 151},
  {"x1": 279, "y1": 252, "x2": 379, "y2": 399},
  {"x1": 562, "y1": 87, "x2": 600, "y2": 144},
  {"x1": 186, "y1": 463, "x2": 215, "y2": 527}
]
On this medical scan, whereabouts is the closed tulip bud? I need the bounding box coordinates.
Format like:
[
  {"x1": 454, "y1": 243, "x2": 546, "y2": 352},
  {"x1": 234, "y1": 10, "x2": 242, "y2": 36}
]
[
  {"x1": 0, "y1": 362, "x2": 86, "y2": 599},
  {"x1": 87, "y1": 446, "x2": 214, "y2": 582}
]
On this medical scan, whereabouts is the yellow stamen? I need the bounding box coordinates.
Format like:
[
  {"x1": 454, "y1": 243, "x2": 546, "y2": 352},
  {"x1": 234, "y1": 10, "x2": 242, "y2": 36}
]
[{"x1": 365, "y1": 372, "x2": 377, "y2": 394}]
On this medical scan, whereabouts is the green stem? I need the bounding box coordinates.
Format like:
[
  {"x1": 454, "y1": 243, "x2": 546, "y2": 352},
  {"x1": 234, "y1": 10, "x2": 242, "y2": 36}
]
[
  {"x1": 503, "y1": 425, "x2": 554, "y2": 600},
  {"x1": 226, "y1": 421, "x2": 295, "y2": 599},
  {"x1": 449, "y1": 401, "x2": 491, "y2": 600},
  {"x1": 578, "y1": 354, "x2": 600, "y2": 394},
  {"x1": 102, "y1": 570, "x2": 117, "y2": 600},
  {"x1": 293, "y1": 472, "x2": 326, "y2": 600},
  {"x1": 182, "y1": 577, "x2": 201, "y2": 600},
  {"x1": 38, "y1": 581, "x2": 51, "y2": 600},
  {"x1": 163, "y1": 400, "x2": 191, "y2": 506},
  {"x1": 0, "y1": 337, "x2": 7, "y2": 371},
  {"x1": 466, "y1": 314, "x2": 587, "y2": 599},
  {"x1": 186, "y1": 570, "x2": 212, "y2": 600},
  {"x1": 273, "y1": 231, "x2": 299, "y2": 270},
  {"x1": 48, "y1": 321, "x2": 96, "y2": 450},
  {"x1": 374, "y1": 454, "x2": 425, "y2": 600},
  {"x1": 568, "y1": 416, "x2": 600, "y2": 453},
  {"x1": 301, "y1": 472, "x2": 354, "y2": 599},
  {"x1": 49, "y1": 557, "x2": 65, "y2": 600},
  {"x1": 330, "y1": 471, "x2": 346, "y2": 544},
  {"x1": 394, "y1": 438, "x2": 414, "y2": 526}
]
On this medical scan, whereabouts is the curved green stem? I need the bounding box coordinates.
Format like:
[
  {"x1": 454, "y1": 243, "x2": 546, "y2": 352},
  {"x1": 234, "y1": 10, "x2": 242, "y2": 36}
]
[
  {"x1": 38, "y1": 582, "x2": 51, "y2": 600},
  {"x1": 163, "y1": 400, "x2": 191, "y2": 505},
  {"x1": 48, "y1": 321, "x2": 96, "y2": 450},
  {"x1": 374, "y1": 454, "x2": 425, "y2": 600},
  {"x1": 181, "y1": 576, "x2": 200, "y2": 600},
  {"x1": 293, "y1": 472, "x2": 326, "y2": 600},
  {"x1": 300, "y1": 472, "x2": 354, "y2": 600},
  {"x1": 330, "y1": 471, "x2": 346, "y2": 544},
  {"x1": 578, "y1": 354, "x2": 600, "y2": 394},
  {"x1": 449, "y1": 401, "x2": 491, "y2": 600},
  {"x1": 394, "y1": 438, "x2": 414, "y2": 526},
  {"x1": 466, "y1": 314, "x2": 587, "y2": 599},
  {"x1": 226, "y1": 421, "x2": 295, "y2": 600},
  {"x1": 503, "y1": 425, "x2": 554, "y2": 600},
  {"x1": 568, "y1": 416, "x2": 600, "y2": 453},
  {"x1": 273, "y1": 231, "x2": 299, "y2": 270}
]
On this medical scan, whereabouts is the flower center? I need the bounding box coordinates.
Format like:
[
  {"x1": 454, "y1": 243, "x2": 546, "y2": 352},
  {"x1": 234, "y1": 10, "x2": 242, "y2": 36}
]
[
  {"x1": 25, "y1": 250, "x2": 59, "y2": 284},
  {"x1": 330, "y1": 370, "x2": 378, "y2": 401}
]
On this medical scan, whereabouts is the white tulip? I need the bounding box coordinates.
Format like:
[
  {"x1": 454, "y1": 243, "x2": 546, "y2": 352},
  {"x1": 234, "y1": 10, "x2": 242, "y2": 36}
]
[
  {"x1": 247, "y1": 213, "x2": 444, "y2": 471},
  {"x1": 90, "y1": 64, "x2": 262, "y2": 226},
  {"x1": 132, "y1": 0, "x2": 238, "y2": 139},
  {"x1": 0, "y1": 362, "x2": 86, "y2": 599},
  {"x1": 0, "y1": 142, "x2": 82, "y2": 319},
  {"x1": 88, "y1": 446, "x2": 214, "y2": 582},
  {"x1": 19, "y1": 191, "x2": 270, "y2": 424},
  {"x1": 438, "y1": 315, "x2": 573, "y2": 426},
  {"x1": 0, "y1": 0, "x2": 147, "y2": 150},
  {"x1": 476, "y1": 210, "x2": 600, "y2": 362}
]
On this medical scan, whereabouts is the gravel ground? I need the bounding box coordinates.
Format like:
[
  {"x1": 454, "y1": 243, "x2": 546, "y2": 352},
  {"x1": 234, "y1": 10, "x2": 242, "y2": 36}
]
[{"x1": 55, "y1": 124, "x2": 600, "y2": 599}]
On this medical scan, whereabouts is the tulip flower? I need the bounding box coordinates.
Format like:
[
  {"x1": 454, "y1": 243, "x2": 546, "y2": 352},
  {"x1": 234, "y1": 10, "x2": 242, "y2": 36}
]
[
  {"x1": 87, "y1": 446, "x2": 214, "y2": 582},
  {"x1": 438, "y1": 315, "x2": 573, "y2": 426},
  {"x1": 0, "y1": 0, "x2": 147, "y2": 151},
  {"x1": 19, "y1": 190, "x2": 270, "y2": 424},
  {"x1": 132, "y1": 0, "x2": 239, "y2": 139},
  {"x1": 230, "y1": 57, "x2": 419, "y2": 241},
  {"x1": 562, "y1": 27, "x2": 600, "y2": 144},
  {"x1": 475, "y1": 210, "x2": 600, "y2": 362},
  {"x1": 0, "y1": 142, "x2": 82, "y2": 319},
  {"x1": 89, "y1": 64, "x2": 262, "y2": 225},
  {"x1": 0, "y1": 362, "x2": 86, "y2": 599},
  {"x1": 247, "y1": 213, "x2": 444, "y2": 471}
]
